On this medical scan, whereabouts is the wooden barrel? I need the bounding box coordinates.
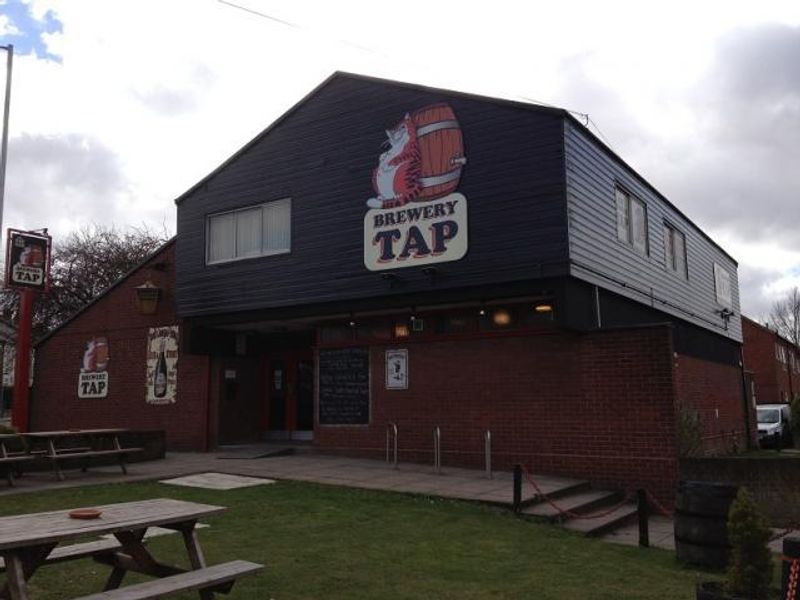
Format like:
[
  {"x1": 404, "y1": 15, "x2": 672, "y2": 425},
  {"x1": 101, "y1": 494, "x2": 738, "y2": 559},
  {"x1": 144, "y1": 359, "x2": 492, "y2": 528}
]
[
  {"x1": 674, "y1": 480, "x2": 738, "y2": 569},
  {"x1": 412, "y1": 103, "x2": 466, "y2": 201}
]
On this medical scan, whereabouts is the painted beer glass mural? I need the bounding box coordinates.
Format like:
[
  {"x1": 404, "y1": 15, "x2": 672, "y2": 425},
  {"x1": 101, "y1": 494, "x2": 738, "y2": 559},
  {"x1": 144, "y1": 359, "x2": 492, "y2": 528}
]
[
  {"x1": 364, "y1": 103, "x2": 468, "y2": 270},
  {"x1": 146, "y1": 326, "x2": 179, "y2": 404}
]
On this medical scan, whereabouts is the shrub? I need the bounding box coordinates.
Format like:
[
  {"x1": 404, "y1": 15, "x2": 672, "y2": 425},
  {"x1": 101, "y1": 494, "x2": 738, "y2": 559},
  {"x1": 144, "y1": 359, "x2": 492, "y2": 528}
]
[{"x1": 725, "y1": 487, "x2": 773, "y2": 599}]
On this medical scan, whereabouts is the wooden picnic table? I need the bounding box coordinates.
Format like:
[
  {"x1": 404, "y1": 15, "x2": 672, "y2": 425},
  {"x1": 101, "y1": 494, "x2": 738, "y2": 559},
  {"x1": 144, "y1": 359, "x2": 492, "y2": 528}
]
[
  {"x1": 21, "y1": 429, "x2": 143, "y2": 481},
  {"x1": 0, "y1": 498, "x2": 261, "y2": 599},
  {"x1": 0, "y1": 435, "x2": 35, "y2": 487}
]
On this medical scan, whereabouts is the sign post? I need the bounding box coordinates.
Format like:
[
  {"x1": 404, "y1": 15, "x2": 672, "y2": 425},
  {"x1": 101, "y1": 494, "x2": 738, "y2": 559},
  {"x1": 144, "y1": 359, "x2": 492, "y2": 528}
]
[{"x1": 5, "y1": 228, "x2": 51, "y2": 432}]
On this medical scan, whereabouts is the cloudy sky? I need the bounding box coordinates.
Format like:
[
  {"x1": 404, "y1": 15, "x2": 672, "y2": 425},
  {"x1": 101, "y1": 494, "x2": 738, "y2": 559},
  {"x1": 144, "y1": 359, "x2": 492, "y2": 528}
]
[{"x1": 0, "y1": 0, "x2": 798, "y2": 319}]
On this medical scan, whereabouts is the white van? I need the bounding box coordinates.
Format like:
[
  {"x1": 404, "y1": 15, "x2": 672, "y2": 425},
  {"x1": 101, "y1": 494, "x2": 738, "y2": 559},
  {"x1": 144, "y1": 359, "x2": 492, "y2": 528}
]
[{"x1": 757, "y1": 404, "x2": 792, "y2": 449}]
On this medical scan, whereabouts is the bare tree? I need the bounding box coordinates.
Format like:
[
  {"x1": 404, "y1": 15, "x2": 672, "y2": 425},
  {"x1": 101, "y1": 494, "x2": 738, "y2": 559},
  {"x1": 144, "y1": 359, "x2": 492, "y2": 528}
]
[
  {"x1": 1, "y1": 224, "x2": 169, "y2": 339},
  {"x1": 770, "y1": 287, "x2": 800, "y2": 346}
]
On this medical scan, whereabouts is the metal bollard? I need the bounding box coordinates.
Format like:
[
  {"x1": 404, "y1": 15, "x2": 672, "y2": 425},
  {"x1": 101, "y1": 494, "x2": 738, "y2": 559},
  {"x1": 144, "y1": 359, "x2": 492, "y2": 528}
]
[
  {"x1": 484, "y1": 430, "x2": 492, "y2": 479},
  {"x1": 433, "y1": 426, "x2": 441, "y2": 474},
  {"x1": 385, "y1": 423, "x2": 398, "y2": 469},
  {"x1": 513, "y1": 464, "x2": 522, "y2": 513},
  {"x1": 637, "y1": 489, "x2": 649, "y2": 548}
]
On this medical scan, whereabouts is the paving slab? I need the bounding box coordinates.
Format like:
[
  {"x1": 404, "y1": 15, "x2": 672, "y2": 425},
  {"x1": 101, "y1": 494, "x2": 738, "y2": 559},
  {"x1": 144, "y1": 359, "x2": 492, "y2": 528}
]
[{"x1": 159, "y1": 473, "x2": 276, "y2": 490}]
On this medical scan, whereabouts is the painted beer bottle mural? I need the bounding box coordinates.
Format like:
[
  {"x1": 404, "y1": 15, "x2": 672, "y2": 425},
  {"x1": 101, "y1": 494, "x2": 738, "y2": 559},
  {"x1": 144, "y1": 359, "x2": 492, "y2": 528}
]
[
  {"x1": 154, "y1": 339, "x2": 168, "y2": 399},
  {"x1": 146, "y1": 326, "x2": 178, "y2": 404}
]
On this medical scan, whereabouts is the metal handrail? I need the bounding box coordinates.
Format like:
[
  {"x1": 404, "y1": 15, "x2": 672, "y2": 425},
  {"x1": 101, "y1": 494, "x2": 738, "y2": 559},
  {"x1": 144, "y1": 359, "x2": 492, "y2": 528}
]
[
  {"x1": 484, "y1": 430, "x2": 492, "y2": 479},
  {"x1": 385, "y1": 423, "x2": 398, "y2": 469},
  {"x1": 433, "y1": 426, "x2": 441, "y2": 474}
]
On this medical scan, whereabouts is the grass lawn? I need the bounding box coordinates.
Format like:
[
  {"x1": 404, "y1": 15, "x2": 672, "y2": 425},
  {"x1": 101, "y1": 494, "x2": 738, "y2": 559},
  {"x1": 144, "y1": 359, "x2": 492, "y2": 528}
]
[{"x1": 0, "y1": 479, "x2": 725, "y2": 599}]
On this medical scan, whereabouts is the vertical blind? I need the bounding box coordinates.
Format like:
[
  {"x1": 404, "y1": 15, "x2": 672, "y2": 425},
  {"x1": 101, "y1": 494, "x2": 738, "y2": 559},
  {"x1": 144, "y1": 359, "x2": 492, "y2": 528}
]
[{"x1": 207, "y1": 198, "x2": 291, "y2": 263}]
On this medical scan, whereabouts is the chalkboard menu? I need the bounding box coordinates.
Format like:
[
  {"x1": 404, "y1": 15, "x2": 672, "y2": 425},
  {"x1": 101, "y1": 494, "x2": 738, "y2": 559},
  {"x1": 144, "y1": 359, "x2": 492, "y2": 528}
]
[{"x1": 318, "y1": 347, "x2": 370, "y2": 425}]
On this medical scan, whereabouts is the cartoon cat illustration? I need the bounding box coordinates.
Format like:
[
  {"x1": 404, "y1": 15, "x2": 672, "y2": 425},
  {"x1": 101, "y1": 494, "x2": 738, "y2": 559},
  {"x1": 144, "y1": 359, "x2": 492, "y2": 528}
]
[
  {"x1": 366, "y1": 113, "x2": 422, "y2": 209},
  {"x1": 82, "y1": 339, "x2": 97, "y2": 373}
]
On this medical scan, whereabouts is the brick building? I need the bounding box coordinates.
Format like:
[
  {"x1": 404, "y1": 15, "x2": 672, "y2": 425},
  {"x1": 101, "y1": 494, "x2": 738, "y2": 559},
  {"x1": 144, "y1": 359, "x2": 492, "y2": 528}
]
[
  {"x1": 31, "y1": 241, "x2": 211, "y2": 450},
  {"x1": 30, "y1": 74, "x2": 753, "y2": 504},
  {"x1": 742, "y1": 315, "x2": 800, "y2": 405}
]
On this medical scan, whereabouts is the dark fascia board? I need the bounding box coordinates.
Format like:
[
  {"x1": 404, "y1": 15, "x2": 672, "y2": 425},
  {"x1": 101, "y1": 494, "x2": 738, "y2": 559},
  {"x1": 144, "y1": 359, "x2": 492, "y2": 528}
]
[
  {"x1": 34, "y1": 237, "x2": 176, "y2": 348},
  {"x1": 173, "y1": 70, "x2": 736, "y2": 266}
]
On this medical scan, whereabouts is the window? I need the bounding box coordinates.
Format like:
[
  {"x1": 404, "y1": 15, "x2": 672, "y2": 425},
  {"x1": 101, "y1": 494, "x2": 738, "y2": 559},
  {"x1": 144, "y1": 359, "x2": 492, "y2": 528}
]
[
  {"x1": 206, "y1": 199, "x2": 291, "y2": 264},
  {"x1": 713, "y1": 263, "x2": 732, "y2": 308},
  {"x1": 615, "y1": 187, "x2": 648, "y2": 254},
  {"x1": 663, "y1": 223, "x2": 687, "y2": 279}
]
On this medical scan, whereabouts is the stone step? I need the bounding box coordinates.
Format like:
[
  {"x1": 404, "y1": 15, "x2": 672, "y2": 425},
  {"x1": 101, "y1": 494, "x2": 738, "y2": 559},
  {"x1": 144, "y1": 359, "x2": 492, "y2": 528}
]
[
  {"x1": 522, "y1": 490, "x2": 621, "y2": 522},
  {"x1": 562, "y1": 502, "x2": 639, "y2": 537},
  {"x1": 518, "y1": 478, "x2": 591, "y2": 509}
]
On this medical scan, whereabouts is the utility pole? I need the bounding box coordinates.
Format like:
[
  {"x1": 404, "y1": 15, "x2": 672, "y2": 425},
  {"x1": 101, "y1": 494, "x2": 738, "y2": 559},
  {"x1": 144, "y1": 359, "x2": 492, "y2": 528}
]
[
  {"x1": 0, "y1": 44, "x2": 12, "y2": 233},
  {"x1": 0, "y1": 45, "x2": 13, "y2": 421}
]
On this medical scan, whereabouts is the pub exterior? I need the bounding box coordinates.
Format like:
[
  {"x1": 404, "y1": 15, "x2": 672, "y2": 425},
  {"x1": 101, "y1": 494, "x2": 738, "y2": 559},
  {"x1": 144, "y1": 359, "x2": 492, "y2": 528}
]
[{"x1": 31, "y1": 73, "x2": 753, "y2": 503}]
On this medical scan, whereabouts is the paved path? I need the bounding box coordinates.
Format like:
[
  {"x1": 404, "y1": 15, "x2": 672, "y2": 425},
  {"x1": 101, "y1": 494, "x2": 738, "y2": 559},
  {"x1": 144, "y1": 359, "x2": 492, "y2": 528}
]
[{"x1": 2, "y1": 446, "x2": 793, "y2": 554}]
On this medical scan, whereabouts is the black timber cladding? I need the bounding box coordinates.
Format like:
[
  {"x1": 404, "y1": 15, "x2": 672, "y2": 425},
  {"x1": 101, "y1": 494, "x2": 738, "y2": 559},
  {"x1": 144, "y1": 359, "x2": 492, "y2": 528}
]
[
  {"x1": 176, "y1": 74, "x2": 568, "y2": 318},
  {"x1": 563, "y1": 120, "x2": 742, "y2": 342}
]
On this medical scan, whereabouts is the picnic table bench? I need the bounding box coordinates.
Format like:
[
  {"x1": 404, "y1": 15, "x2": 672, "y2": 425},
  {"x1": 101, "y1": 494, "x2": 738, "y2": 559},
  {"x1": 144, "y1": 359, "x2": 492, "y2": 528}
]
[
  {"x1": 0, "y1": 435, "x2": 35, "y2": 487},
  {"x1": 0, "y1": 498, "x2": 264, "y2": 599},
  {"x1": 23, "y1": 429, "x2": 143, "y2": 481}
]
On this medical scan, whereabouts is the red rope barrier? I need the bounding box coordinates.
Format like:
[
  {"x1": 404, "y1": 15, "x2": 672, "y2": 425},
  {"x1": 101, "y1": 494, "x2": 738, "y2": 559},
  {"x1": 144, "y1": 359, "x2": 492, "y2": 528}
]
[
  {"x1": 519, "y1": 464, "x2": 633, "y2": 520},
  {"x1": 784, "y1": 555, "x2": 800, "y2": 600},
  {"x1": 644, "y1": 490, "x2": 674, "y2": 518}
]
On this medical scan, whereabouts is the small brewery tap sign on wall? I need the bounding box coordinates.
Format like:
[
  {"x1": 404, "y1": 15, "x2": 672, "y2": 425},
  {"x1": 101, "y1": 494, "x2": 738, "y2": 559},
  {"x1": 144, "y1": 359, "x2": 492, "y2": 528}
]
[
  {"x1": 78, "y1": 337, "x2": 109, "y2": 398},
  {"x1": 5, "y1": 229, "x2": 51, "y2": 290},
  {"x1": 146, "y1": 326, "x2": 179, "y2": 404},
  {"x1": 364, "y1": 104, "x2": 468, "y2": 270}
]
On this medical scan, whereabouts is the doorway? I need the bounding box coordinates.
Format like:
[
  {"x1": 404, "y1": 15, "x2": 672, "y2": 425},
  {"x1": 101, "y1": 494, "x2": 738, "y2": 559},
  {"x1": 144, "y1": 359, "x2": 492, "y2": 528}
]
[{"x1": 266, "y1": 352, "x2": 314, "y2": 441}]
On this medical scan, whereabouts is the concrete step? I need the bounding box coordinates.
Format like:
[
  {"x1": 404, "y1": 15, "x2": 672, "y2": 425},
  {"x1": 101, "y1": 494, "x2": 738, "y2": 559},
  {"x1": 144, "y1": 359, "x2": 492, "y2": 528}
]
[
  {"x1": 518, "y1": 478, "x2": 590, "y2": 509},
  {"x1": 562, "y1": 502, "x2": 639, "y2": 537},
  {"x1": 522, "y1": 489, "x2": 621, "y2": 522}
]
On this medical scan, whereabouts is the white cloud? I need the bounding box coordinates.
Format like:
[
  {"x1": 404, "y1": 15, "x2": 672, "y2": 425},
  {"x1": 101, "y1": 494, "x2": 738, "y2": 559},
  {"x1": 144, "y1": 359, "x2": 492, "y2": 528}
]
[{"x1": 0, "y1": 0, "x2": 798, "y2": 319}]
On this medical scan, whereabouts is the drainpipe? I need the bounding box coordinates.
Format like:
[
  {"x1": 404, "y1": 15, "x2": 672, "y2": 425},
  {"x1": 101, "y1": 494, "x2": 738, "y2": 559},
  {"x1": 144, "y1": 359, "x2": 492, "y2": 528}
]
[{"x1": 739, "y1": 346, "x2": 752, "y2": 450}]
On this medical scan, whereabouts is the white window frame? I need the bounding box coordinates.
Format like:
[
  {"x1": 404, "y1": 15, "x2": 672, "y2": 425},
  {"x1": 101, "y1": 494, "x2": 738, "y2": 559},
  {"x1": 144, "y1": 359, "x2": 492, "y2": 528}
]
[
  {"x1": 206, "y1": 198, "x2": 291, "y2": 265},
  {"x1": 663, "y1": 222, "x2": 688, "y2": 280},
  {"x1": 615, "y1": 187, "x2": 648, "y2": 255}
]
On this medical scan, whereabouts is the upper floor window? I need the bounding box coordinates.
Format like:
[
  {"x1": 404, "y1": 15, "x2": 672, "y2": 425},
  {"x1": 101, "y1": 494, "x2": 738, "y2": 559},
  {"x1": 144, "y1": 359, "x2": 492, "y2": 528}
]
[
  {"x1": 206, "y1": 198, "x2": 291, "y2": 264},
  {"x1": 663, "y1": 223, "x2": 687, "y2": 279},
  {"x1": 615, "y1": 187, "x2": 648, "y2": 255}
]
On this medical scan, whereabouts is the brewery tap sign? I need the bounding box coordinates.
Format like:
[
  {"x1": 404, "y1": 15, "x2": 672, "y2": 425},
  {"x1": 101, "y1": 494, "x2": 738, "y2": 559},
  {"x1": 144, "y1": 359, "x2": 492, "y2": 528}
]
[
  {"x1": 5, "y1": 229, "x2": 51, "y2": 291},
  {"x1": 145, "y1": 326, "x2": 179, "y2": 404},
  {"x1": 78, "y1": 337, "x2": 109, "y2": 398},
  {"x1": 364, "y1": 104, "x2": 468, "y2": 271}
]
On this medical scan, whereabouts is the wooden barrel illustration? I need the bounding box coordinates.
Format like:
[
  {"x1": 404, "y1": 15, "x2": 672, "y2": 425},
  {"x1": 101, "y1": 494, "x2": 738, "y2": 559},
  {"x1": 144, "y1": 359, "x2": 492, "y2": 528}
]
[
  {"x1": 674, "y1": 480, "x2": 738, "y2": 569},
  {"x1": 412, "y1": 103, "x2": 466, "y2": 201}
]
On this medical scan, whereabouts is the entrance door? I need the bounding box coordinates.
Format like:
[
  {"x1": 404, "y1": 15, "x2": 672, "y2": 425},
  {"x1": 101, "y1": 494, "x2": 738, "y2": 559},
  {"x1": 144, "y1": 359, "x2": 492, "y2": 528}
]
[
  {"x1": 267, "y1": 359, "x2": 288, "y2": 439},
  {"x1": 294, "y1": 359, "x2": 314, "y2": 440},
  {"x1": 266, "y1": 354, "x2": 314, "y2": 441}
]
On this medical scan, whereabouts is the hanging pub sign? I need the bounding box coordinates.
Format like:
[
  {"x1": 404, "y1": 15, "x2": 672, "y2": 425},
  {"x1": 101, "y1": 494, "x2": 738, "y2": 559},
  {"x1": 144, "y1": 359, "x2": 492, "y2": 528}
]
[
  {"x1": 146, "y1": 326, "x2": 179, "y2": 405},
  {"x1": 5, "y1": 229, "x2": 51, "y2": 291},
  {"x1": 78, "y1": 337, "x2": 109, "y2": 398},
  {"x1": 364, "y1": 103, "x2": 468, "y2": 271}
]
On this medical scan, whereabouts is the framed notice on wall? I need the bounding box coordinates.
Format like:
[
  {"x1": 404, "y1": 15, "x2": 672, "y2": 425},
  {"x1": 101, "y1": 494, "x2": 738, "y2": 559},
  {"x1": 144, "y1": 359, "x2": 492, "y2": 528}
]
[
  {"x1": 146, "y1": 326, "x2": 179, "y2": 405},
  {"x1": 385, "y1": 349, "x2": 408, "y2": 390}
]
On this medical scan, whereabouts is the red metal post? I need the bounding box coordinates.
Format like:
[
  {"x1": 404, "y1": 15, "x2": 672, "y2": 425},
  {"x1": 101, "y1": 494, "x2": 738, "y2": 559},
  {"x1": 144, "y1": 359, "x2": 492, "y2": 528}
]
[{"x1": 11, "y1": 288, "x2": 33, "y2": 432}]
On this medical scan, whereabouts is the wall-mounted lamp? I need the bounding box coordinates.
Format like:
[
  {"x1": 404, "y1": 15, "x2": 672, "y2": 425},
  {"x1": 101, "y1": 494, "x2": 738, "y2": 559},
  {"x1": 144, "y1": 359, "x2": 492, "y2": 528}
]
[
  {"x1": 492, "y1": 309, "x2": 512, "y2": 327},
  {"x1": 534, "y1": 303, "x2": 553, "y2": 313},
  {"x1": 134, "y1": 280, "x2": 161, "y2": 315}
]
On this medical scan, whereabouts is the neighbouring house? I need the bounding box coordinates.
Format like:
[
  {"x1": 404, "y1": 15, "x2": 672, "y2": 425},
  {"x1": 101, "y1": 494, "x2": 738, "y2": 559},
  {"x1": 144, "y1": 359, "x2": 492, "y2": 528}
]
[
  {"x1": 742, "y1": 315, "x2": 800, "y2": 405},
  {"x1": 30, "y1": 73, "x2": 754, "y2": 504}
]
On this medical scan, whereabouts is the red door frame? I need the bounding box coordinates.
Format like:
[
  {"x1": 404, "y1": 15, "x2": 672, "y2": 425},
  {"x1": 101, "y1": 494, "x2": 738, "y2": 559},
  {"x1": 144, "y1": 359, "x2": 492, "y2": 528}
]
[{"x1": 261, "y1": 350, "x2": 314, "y2": 435}]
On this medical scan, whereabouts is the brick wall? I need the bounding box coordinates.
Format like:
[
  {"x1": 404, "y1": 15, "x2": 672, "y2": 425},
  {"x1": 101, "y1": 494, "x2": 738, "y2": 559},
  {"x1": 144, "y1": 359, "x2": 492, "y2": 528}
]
[
  {"x1": 680, "y1": 457, "x2": 800, "y2": 526},
  {"x1": 742, "y1": 316, "x2": 800, "y2": 405},
  {"x1": 674, "y1": 353, "x2": 754, "y2": 454},
  {"x1": 31, "y1": 242, "x2": 210, "y2": 451},
  {"x1": 315, "y1": 325, "x2": 680, "y2": 504}
]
